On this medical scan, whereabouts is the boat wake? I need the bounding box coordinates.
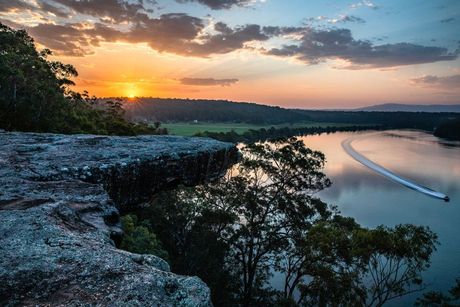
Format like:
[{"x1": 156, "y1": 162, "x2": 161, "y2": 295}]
[{"x1": 342, "y1": 134, "x2": 449, "y2": 202}]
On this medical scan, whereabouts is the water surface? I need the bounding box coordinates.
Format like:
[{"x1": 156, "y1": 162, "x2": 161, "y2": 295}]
[{"x1": 299, "y1": 130, "x2": 460, "y2": 305}]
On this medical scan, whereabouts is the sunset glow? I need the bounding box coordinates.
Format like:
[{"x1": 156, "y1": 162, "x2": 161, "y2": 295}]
[
  {"x1": 1, "y1": 0, "x2": 459, "y2": 108},
  {"x1": 1, "y1": 1, "x2": 460, "y2": 304}
]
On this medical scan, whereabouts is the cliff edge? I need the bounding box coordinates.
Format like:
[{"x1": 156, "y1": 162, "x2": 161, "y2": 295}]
[{"x1": 0, "y1": 132, "x2": 239, "y2": 306}]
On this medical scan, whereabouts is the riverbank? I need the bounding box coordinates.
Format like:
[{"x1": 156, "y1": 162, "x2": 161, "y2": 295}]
[{"x1": 195, "y1": 124, "x2": 381, "y2": 143}]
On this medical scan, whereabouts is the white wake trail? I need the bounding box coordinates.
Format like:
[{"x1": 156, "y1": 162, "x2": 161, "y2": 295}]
[{"x1": 341, "y1": 135, "x2": 449, "y2": 202}]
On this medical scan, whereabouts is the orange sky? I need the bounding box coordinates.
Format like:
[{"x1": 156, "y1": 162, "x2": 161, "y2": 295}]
[
  {"x1": 57, "y1": 42, "x2": 459, "y2": 108},
  {"x1": 3, "y1": 0, "x2": 459, "y2": 109}
]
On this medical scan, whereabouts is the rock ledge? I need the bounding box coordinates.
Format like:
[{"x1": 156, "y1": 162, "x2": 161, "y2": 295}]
[{"x1": 0, "y1": 132, "x2": 239, "y2": 306}]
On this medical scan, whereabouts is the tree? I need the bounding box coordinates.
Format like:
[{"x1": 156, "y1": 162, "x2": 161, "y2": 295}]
[
  {"x1": 278, "y1": 216, "x2": 365, "y2": 306},
  {"x1": 0, "y1": 22, "x2": 161, "y2": 135},
  {"x1": 278, "y1": 219, "x2": 437, "y2": 306},
  {"x1": 0, "y1": 23, "x2": 74, "y2": 131},
  {"x1": 355, "y1": 224, "x2": 437, "y2": 306},
  {"x1": 208, "y1": 138, "x2": 332, "y2": 306},
  {"x1": 122, "y1": 138, "x2": 438, "y2": 307}
]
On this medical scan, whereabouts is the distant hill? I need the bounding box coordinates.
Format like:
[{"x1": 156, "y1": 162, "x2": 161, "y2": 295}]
[
  {"x1": 355, "y1": 103, "x2": 460, "y2": 113},
  {"x1": 115, "y1": 97, "x2": 459, "y2": 132},
  {"x1": 121, "y1": 98, "x2": 310, "y2": 124}
]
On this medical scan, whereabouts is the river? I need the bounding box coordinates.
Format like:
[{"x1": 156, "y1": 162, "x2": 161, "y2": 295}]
[{"x1": 295, "y1": 130, "x2": 460, "y2": 305}]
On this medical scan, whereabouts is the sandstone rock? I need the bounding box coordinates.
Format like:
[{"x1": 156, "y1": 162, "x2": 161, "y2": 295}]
[{"x1": 0, "y1": 132, "x2": 239, "y2": 306}]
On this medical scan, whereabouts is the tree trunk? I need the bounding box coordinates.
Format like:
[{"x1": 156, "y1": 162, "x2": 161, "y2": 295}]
[{"x1": 13, "y1": 80, "x2": 17, "y2": 101}]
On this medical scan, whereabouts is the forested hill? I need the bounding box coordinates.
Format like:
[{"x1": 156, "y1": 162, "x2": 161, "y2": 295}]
[
  {"x1": 120, "y1": 98, "x2": 459, "y2": 131},
  {"x1": 295, "y1": 110, "x2": 459, "y2": 131},
  {"x1": 434, "y1": 118, "x2": 460, "y2": 140},
  {"x1": 354, "y1": 103, "x2": 460, "y2": 113},
  {"x1": 121, "y1": 98, "x2": 309, "y2": 124}
]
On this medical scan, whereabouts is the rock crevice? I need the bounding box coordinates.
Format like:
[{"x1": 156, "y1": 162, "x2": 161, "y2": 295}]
[{"x1": 0, "y1": 132, "x2": 239, "y2": 306}]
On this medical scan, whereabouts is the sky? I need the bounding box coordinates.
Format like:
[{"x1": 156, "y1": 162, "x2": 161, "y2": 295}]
[{"x1": 0, "y1": 0, "x2": 459, "y2": 109}]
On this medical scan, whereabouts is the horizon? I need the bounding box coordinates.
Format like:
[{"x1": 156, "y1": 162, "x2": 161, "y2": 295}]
[
  {"x1": 1, "y1": 0, "x2": 459, "y2": 108},
  {"x1": 104, "y1": 96, "x2": 460, "y2": 111}
]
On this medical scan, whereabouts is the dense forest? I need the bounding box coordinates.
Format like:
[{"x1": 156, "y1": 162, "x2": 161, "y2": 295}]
[
  {"x1": 296, "y1": 110, "x2": 459, "y2": 131},
  {"x1": 0, "y1": 23, "x2": 162, "y2": 135},
  {"x1": 122, "y1": 98, "x2": 308, "y2": 124},
  {"x1": 434, "y1": 118, "x2": 460, "y2": 140},
  {"x1": 122, "y1": 98, "x2": 459, "y2": 132}
]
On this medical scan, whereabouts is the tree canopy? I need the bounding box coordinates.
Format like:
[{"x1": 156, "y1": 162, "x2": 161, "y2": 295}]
[
  {"x1": 122, "y1": 138, "x2": 438, "y2": 306},
  {"x1": 434, "y1": 117, "x2": 460, "y2": 141}
]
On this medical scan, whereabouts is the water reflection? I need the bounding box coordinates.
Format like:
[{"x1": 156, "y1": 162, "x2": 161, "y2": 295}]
[
  {"x1": 299, "y1": 130, "x2": 460, "y2": 306},
  {"x1": 382, "y1": 130, "x2": 460, "y2": 149}
]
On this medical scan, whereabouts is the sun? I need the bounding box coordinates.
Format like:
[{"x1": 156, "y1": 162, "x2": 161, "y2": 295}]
[
  {"x1": 125, "y1": 87, "x2": 138, "y2": 99},
  {"x1": 124, "y1": 83, "x2": 140, "y2": 99}
]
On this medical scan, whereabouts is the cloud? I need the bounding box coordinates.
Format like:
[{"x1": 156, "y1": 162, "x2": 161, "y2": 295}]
[
  {"x1": 180, "y1": 77, "x2": 239, "y2": 86},
  {"x1": 27, "y1": 22, "x2": 121, "y2": 56},
  {"x1": 266, "y1": 28, "x2": 458, "y2": 69},
  {"x1": 175, "y1": 0, "x2": 254, "y2": 10},
  {"x1": 440, "y1": 17, "x2": 455, "y2": 23},
  {"x1": 51, "y1": 0, "x2": 154, "y2": 23},
  {"x1": 0, "y1": 0, "x2": 142, "y2": 20},
  {"x1": 306, "y1": 15, "x2": 366, "y2": 25},
  {"x1": 328, "y1": 15, "x2": 365, "y2": 24},
  {"x1": 130, "y1": 19, "x2": 270, "y2": 56},
  {"x1": 22, "y1": 16, "x2": 271, "y2": 57},
  {"x1": 2, "y1": 1, "x2": 457, "y2": 70},
  {"x1": 37, "y1": 1, "x2": 70, "y2": 18},
  {"x1": 0, "y1": 0, "x2": 77, "y2": 18},
  {"x1": 0, "y1": 0, "x2": 34, "y2": 12},
  {"x1": 261, "y1": 26, "x2": 305, "y2": 36},
  {"x1": 350, "y1": 0, "x2": 379, "y2": 10},
  {"x1": 411, "y1": 74, "x2": 460, "y2": 89}
]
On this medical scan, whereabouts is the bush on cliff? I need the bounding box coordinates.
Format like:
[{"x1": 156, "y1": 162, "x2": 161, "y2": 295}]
[{"x1": 120, "y1": 215, "x2": 169, "y2": 261}]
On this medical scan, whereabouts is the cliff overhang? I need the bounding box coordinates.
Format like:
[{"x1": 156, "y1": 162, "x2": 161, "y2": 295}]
[{"x1": 0, "y1": 132, "x2": 239, "y2": 306}]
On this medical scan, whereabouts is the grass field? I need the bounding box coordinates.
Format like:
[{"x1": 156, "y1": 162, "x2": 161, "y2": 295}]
[{"x1": 162, "y1": 122, "x2": 358, "y2": 136}]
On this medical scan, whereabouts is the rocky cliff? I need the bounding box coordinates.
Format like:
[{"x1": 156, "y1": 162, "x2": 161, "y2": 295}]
[{"x1": 0, "y1": 132, "x2": 239, "y2": 306}]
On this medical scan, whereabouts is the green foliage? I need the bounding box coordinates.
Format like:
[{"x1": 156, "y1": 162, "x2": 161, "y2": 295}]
[
  {"x1": 120, "y1": 215, "x2": 168, "y2": 260},
  {"x1": 0, "y1": 23, "x2": 162, "y2": 135}
]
